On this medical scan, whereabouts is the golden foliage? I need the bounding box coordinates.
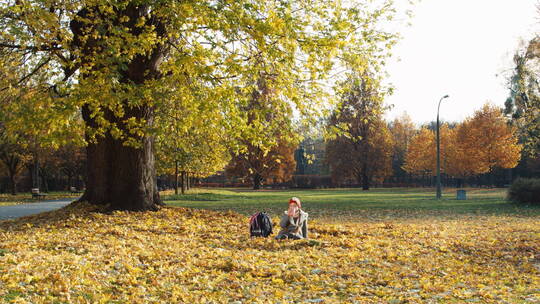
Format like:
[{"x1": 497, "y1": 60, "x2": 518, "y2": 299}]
[
  {"x1": 389, "y1": 112, "x2": 416, "y2": 156},
  {"x1": 402, "y1": 127, "x2": 435, "y2": 175},
  {"x1": 456, "y1": 104, "x2": 523, "y2": 175},
  {"x1": 403, "y1": 104, "x2": 522, "y2": 178},
  {"x1": 0, "y1": 0, "x2": 400, "y2": 149},
  {"x1": 0, "y1": 203, "x2": 538, "y2": 303}
]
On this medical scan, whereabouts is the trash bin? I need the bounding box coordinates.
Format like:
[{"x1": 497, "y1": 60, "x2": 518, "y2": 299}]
[{"x1": 457, "y1": 189, "x2": 466, "y2": 200}]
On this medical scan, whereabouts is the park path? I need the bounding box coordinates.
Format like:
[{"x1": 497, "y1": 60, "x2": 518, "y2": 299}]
[{"x1": 0, "y1": 198, "x2": 76, "y2": 220}]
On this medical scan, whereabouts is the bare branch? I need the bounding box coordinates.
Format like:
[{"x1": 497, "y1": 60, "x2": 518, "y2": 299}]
[
  {"x1": 0, "y1": 57, "x2": 52, "y2": 92},
  {"x1": 0, "y1": 43, "x2": 61, "y2": 52}
]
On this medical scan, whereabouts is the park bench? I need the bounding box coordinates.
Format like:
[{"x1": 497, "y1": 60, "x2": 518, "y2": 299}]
[
  {"x1": 31, "y1": 188, "x2": 47, "y2": 199},
  {"x1": 70, "y1": 186, "x2": 82, "y2": 194}
]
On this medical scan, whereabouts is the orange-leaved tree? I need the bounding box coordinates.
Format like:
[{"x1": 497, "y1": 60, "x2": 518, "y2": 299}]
[
  {"x1": 326, "y1": 72, "x2": 394, "y2": 190},
  {"x1": 455, "y1": 104, "x2": 522, "y2": 178},
  {"x1": 404, "y1": 104, "x2": 523, "y2": 186},
  {"x1": 402, "y1": 127, "x2": 434, "y2": 176},
  {"x1": 403, "y1": 124, "x2": 454, "y2": 176}
]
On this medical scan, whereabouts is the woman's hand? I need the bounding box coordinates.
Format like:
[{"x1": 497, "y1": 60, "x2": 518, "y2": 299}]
[{"x1": 287, "y1": 204, "x2": 299, "y2": 217}]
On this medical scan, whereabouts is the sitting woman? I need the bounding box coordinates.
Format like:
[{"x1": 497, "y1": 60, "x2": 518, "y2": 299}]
[{"x1": 275, "y1": 197, "x2": 308, "y2": 240}]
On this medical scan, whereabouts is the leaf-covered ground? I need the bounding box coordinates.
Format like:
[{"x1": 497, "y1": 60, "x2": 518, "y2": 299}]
[{"x1": 0, "y1": 200, "x2": 539, "y2": 303}]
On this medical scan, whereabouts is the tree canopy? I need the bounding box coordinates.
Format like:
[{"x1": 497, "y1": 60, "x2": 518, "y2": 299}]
[
  {"x1": 326, "y1": 71, "x2": 393, "y2": 190},
  {"x1": 0, "y1": 0, "x2": 400, "y2": 209},
  {"x1": 403, "y1": 104, "x2": 522, "y2": 181},
  {"x1": 505, "y1": 37, "x2": 540, "y2": 156}
]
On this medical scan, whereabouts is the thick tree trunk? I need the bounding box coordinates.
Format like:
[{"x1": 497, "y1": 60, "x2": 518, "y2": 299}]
[
  {"x1": 79, "y1": 103, "x2": 162, "y2": 211},
  {"x1": 73, "y1": 4, "x2": 167, "y2": 211},
  {"x1": 79, "y1": 130, "x2": 110, "y2": 205},
  {"x1": 110, "y1": 133, "x2": 162, "y2": 210},
  {"x1": 79, "y1": 119, "x2": 163, "y2": 211}
]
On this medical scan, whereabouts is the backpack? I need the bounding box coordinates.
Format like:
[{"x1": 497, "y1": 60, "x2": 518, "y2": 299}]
[{"x1": 249, "y1": 212, "x2": 273, "y2": 237}]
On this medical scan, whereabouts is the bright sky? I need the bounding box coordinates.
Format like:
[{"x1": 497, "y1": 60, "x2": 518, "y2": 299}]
[{"x1": 385, "y1": 0, "x2": 539, "y2": 124}]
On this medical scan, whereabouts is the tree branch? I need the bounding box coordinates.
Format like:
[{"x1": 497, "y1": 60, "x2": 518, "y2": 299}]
[
  {"x1": 0, "y1": 43, "x2": 61, "y2": 52},
  {"x1": 0, "y1": 57, "x2": 52, "y2": 92}
]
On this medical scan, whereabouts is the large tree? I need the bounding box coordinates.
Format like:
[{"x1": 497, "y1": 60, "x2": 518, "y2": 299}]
[
  {"x1": 457, "y1": 104, "x2": 522, "y2": 177},
  {"x1": 326, "y1": 73, "x2": 393, "y2": 190},
  {"x1": 505, "y1": 37, "x2": 540, "y2": 156},
  {"x1": 225, "y1": 76, "x2": 298, "y2": 190},
  {"x1": 0, "y1": 0, "x2": 399, "y2": 210}
]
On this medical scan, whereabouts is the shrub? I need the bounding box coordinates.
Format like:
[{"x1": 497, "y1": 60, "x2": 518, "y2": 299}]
[{"x1": 507, "y1": 178, "x2": 540, "y2": 205}]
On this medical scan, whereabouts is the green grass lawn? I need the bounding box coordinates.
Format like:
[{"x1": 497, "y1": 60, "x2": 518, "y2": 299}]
[{"x1": 164, "y1": 187, "x2": 540, "y2": 222}]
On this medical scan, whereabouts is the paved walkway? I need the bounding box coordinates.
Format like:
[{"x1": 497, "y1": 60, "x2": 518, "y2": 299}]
[{"x1": 0, "y1": 198, "x2": 77, "y2": 220}]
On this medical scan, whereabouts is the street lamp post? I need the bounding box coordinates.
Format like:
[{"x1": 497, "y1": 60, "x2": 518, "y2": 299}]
[{"x1": 436, "y1": 95, "x2": 449, "y2": 199}]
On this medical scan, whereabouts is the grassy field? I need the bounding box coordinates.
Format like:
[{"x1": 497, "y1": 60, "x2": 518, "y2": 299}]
[
  {"x1": 163, "y1": 187, "x2": 540, "y2": 222},
  {"x1": 0, "y1": 192, "x2": 81, "y2": 206},
  {"x1": 0, "y1": 188, "x2": 538, "y2": 303}
]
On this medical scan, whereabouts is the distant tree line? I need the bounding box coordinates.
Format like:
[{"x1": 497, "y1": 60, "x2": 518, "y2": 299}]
[
  {"x1": 210, "y1": 78, "x2": 535, "y2": 190},
  {"x1": 0, "y1": 125, "x2": 86, "y2": 194}
]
